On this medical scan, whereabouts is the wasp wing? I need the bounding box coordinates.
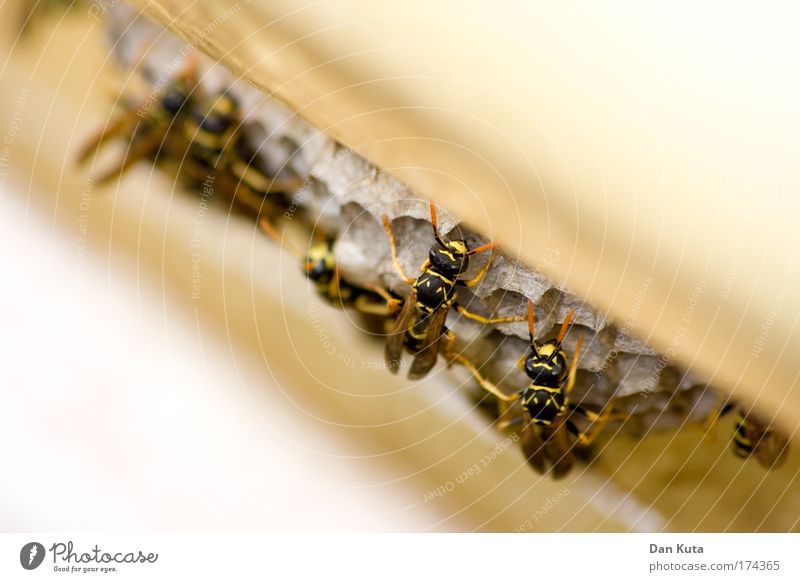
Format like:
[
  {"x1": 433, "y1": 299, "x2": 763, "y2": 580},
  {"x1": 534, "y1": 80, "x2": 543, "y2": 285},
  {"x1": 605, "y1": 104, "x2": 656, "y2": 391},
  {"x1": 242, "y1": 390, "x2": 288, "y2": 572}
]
[
  {"x1": 521, "y1": 410, "x2": 577, "y2": 479},
  {"x1": 520, "y1": 406, "x2": 551, "y2": 474},
  {"x1": 408, "y1": 306, "x2": 448, "y2": 380},
  {"x1": 384, "y1": 288, "x2": 417, "y2": 374},
  {"x1": 93, "y1": 128, "x2": 172, "y2": 185},
  {"x1": 742, "y1": 414, "x2": 790, "y2": 469},
  {"x1": 521, "y1": 423, "x2": 549, "y2": 475},
  {"x1": 547, "y1": 414, "x2": 578, "y2": 479},
  {"x1": 76, "y1": 114, "x2": 136, "y2": 165}
]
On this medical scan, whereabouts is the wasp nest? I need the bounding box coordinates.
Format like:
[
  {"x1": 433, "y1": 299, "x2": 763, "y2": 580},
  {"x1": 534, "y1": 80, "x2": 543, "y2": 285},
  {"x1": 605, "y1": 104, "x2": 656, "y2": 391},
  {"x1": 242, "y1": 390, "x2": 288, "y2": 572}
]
[{"x1": 104, "y1": 5, "x2": 724, "y2": 446}]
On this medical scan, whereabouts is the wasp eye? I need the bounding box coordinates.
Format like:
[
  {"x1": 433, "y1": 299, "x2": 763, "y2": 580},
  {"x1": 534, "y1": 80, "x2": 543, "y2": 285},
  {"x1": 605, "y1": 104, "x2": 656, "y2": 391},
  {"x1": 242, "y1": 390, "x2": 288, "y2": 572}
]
[
  {"x1": 161, "y1": 89, "x2": 188, "y2": 114},
  {"x1": 200, "y1": 112, "x2": 231, "y2": 133}
]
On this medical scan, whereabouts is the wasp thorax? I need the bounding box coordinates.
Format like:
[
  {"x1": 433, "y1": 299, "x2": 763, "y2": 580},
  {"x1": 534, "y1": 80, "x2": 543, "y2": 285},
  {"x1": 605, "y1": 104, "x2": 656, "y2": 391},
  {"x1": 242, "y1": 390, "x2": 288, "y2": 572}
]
[
  {"x1": 522, "y1": 384, "x2": 566, "y2": 425},
  {"x1": 194, "y1": 94, "x2": 238, "y2": 133},
  {"x1": 429, "y1": 241, "x2": 468, "y2": 277}
]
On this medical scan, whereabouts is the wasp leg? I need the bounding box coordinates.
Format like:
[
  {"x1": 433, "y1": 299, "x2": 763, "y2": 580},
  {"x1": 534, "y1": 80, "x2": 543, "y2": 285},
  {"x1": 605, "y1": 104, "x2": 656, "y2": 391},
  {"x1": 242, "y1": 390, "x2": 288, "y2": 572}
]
[
  {"x1": 76, "y1": 115, "x2": 135, "y2": 165},
  {"x1": 263, "y1": 176, "x2": 304, "y2": 193},
  {"x1": 328, "y1": 265, "x2": 342, "y2": 300},
  {"x1": 446, "y1": 351, "x2": 517, "y2": 402},
  {"x1": 352, "y1": 295, "x2": 394, "y2": 316},
  {"x1": 440, "y1": 331, "x2": 457, "y2": 367},
  {"x1": 232, "y1": 183, "x2": 269, "y2": 217},
  {"x1": 259, "y1": 216, "x2": 312, "y2": 263},
  {"x1": 563, "y1": 335, "x2": 583, "y2": 397},
  {"x1": 573, "y1": 403, "x2": 616, "y2": 446},
  {"x1": 497, "y1": 416, "x2": 524, "y2": 430},
  {"x1": 454, "y1": 304, "x2": 525, "y2": 325},
  {"x1": 234, "y1": 161, "x2": 304, "y2": 194},
  {"x1": 259, "y1": 216, "x2": 282, "y2": 244},
  {"x1": 572, "y1": 403, "x2": 628, "y2": 423},
  {"x1": 92, "y1": 135, "x2": 157, "y2": 185},
  {"x1": 700, "y1": 392, "x2": 733, "y2": 431},
  {"x1": 698, "y1": 392, "x2": 736, "y2": 444},
  {"x1": 365, "y1": 284, "x2": 395, "y2": 304},
  {"x1": 364, "y1": 285, "x2": 403, "y2": 315},
  {"x1": 514, "y1": 352, "x2": 527, "y2": 370},
  {"x1": 464, "y1": 248, "x2": 497, "y2": 288},
  {"x1": 381, "y1": 215, "x2": 415, "y2": 284}
]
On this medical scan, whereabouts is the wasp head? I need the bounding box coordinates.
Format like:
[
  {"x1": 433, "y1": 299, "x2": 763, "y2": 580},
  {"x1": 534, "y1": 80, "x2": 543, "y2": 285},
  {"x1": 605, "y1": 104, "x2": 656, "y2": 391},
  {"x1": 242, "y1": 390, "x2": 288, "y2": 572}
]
[
  {"x1": 524, "y1": 343, "x2": 568, "y2": 388},
  {"x1": 429, "y1": 239, "x2": 469, "y2": 278},
  {"x1": 160, "y1": 79, "x2": 193, "y2": 115},
  {"x1": 304, "y1": 241, "x2": 335, "y2": 285}
]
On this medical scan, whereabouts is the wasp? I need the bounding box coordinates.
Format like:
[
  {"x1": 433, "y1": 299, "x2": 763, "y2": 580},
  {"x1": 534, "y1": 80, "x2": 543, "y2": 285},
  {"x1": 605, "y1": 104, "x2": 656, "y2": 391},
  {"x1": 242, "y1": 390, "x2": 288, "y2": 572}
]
[
  {"x1": 452, "y1": 300, "x2": 616, "y2": 478},
  {"x1": 259, "y1": 219, "x2": 397, "y2": 326},
  {"x1": 77, "y1": 55, "x2": 199, "y2": 185},
  {"x1": 182, "y1": 91, "x2": 303, "y2": 217},
  {"x1": 703, "y1": 399, "x2": 789, "y2": 469},
  {"x1": 731, "y1": 408, "x2": 789, "y2": 469},
  {"x1": 183, "y1": 90, "x2": 239, "y2": 170},
  {"x1": 381, "y1": 203, "x2": 522, "y2": 379}
]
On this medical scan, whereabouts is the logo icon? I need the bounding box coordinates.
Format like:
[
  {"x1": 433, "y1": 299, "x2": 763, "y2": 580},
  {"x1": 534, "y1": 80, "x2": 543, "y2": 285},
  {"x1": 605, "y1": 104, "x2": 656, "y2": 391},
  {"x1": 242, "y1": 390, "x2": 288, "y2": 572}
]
[{"x1": 20, "y1": 542, "x2": 46, "y2": 570}]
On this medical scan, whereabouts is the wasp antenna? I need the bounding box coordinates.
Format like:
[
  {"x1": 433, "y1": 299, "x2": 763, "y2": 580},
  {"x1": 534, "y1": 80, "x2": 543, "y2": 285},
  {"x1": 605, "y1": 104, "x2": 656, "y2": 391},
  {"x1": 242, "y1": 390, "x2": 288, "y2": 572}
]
[
  {"x1": 428, "y1": 202, "x2": 448, "y2": 248},
  {"x1": 467, "y1": 241, "x2": 496, "y2": 256},
  {"x1": 556, "y1": 309, "x2": 576, "y2": 345},
  {"x1": 259, "y1": 217, "x2": 282, "y2": 243},
  {"x1": 527, "y1": 299, "x2": 539, "y2": 356},
  {"x1": 259, "y1": 217, "x2": 300, "y2": 257},
  {"x1": 179, "y1": 50, "x2": 200, "y2": 81}
]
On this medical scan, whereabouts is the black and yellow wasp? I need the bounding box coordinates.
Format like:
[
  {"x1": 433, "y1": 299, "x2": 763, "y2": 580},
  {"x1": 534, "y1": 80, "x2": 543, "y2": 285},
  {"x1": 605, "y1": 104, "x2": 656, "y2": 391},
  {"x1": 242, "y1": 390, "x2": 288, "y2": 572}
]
[
  {"x1": 260, "y1": 219, "x2": 398, "y2": 327},
  {"x1": 182, "y1": 90, "x2": 303, "y2": 218},
  {"x1": 77, "y1": 55, "x2": 199, "y2": 185},
  {"x1": 183, "y1": 90, "x2": 241, "y2": 171},
  {"x1": 455, "y1": 300, "x2": 617, "y2": 478},
  {"x1": 704, "y1": 400, "x2": 789, "y2": 470},
  {"x1": 731, "y1": 407, "x2": 789, "y2": 469},
  {"x1": 79, "y1": 55, "x2": 301, "y2": 218},
  {"x1": 381, "y1": 203, "x2": 521, "y2": 379}
]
